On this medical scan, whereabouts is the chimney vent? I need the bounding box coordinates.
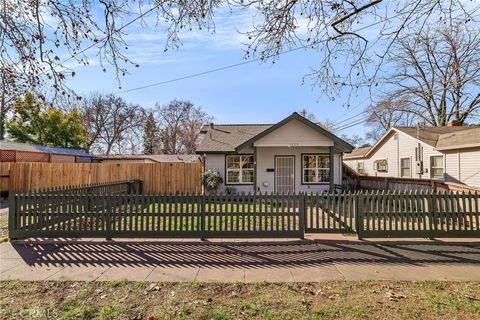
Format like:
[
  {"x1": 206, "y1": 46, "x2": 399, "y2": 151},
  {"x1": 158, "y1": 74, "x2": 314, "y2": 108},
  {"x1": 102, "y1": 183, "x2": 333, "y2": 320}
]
[{"x1": 447, "y1": 120, "x2": 463, "y2": 127}]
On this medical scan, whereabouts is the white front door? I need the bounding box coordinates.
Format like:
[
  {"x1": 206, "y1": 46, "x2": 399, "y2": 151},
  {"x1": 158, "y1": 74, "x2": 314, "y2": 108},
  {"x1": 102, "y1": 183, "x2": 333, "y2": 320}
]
[{"x1": 275, "y1": 156, "x2": 295, "y2": 193}]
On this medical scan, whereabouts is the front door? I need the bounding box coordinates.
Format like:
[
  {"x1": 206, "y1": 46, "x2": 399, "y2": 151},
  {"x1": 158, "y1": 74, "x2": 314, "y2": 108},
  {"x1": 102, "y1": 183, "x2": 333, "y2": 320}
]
[{"x1": 275, "y1": 156, "x2": 295, "y2": 193}]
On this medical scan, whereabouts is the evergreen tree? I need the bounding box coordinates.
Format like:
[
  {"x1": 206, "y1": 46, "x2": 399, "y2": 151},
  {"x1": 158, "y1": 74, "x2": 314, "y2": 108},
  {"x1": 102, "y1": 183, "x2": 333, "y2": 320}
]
[{"x1": 143, "y1": 111, "x2": 159, "y2": 154}]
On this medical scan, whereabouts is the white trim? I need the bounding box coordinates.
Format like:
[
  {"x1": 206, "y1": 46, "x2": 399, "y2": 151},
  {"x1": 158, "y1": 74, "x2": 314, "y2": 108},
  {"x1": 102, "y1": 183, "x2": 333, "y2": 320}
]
[
  {"x1": 302, "y1": 154, "x2": 330, "y2": 184},
  {"x1": 400, "y1": 156, "x2": 412, "y2": 178},
  {"x1": 225, "y1": 155, "x2": 254, "y2": 185},
  {"x1": 429, "y1": 154, "x2": 444, "y2": 180}
]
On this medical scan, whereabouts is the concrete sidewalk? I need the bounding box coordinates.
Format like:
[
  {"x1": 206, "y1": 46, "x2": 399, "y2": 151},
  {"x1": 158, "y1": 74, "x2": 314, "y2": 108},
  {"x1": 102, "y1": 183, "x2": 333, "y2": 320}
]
[{"x1": 1, "y1": 237, "x2": 480, "y2": 282}]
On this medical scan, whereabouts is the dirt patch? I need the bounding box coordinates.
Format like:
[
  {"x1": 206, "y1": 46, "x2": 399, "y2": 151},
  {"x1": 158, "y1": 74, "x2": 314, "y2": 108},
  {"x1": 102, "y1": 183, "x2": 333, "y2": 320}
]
[{"x1": 1, "y1": 281, "x2": 479, "y2": 319}]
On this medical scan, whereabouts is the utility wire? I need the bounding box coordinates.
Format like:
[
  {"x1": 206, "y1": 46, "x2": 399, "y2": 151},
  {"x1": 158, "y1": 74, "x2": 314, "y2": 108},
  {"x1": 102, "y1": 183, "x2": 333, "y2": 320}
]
[
  {"x1": 332, "y1": 111, "x2": 366, "y2": 128},
  {"x1": 115, "y1": 9, "x2": 415, "y2": 94}
]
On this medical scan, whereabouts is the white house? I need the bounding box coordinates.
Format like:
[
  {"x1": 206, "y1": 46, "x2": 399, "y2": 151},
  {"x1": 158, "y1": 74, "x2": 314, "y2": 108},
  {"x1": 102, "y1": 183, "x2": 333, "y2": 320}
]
[
  {"x1": 196, "y1": 112, "x2": 354, "y2": 194},
  {"x1": 344, "y1": 124, "x2": 480, "y2": 188}
]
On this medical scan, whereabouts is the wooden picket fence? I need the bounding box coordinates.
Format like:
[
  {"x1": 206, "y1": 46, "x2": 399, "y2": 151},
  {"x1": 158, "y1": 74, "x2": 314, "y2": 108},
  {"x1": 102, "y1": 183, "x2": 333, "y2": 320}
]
[
  {"x1": 1, "y1": 162, "x2": 202, "y2": 194},
  {"x1": 8, "y1": 187, "x2": 480, "y2": 239}
]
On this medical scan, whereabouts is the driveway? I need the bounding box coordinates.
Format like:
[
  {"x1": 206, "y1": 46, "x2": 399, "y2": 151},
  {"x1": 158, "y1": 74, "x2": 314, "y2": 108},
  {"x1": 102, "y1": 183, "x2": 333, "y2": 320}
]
[{"x1": 1, "y1": 238, "x2": 480, "y2": 282}]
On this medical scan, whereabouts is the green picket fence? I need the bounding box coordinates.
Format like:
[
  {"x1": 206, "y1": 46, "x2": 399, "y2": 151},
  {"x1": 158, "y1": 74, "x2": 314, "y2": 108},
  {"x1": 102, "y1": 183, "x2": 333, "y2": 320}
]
[
  {"x1": 8, "y1": 188, "x2": 480, "y2": 239},
  {"x1": 357, "y1": 190, "x2": 480, "y2": 238},
  {"x1": 9, "y1": 192, "x2": 304, "y2": 239}
]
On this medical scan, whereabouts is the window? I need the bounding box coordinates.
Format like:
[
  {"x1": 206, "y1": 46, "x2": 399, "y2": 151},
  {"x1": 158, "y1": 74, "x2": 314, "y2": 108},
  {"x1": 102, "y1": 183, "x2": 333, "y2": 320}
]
[
  {"x1": 374, "y1": 159, "x2": 388, "y2": 172},
  {"x1": 302, "y1": 154, "x2": 330, "y2": 184},
  {"x1": 357, "y1": 161, "x2": 365, "y2": 174},
  {"x1": 430, "y1": 155, "x2": 444, "y2": 179},
  {"x1": 400, "y1": 157, "x2": 411, "y2": 178},
  {"x1": 226, "y1": 155, "x2": 254, "y2": 184}
]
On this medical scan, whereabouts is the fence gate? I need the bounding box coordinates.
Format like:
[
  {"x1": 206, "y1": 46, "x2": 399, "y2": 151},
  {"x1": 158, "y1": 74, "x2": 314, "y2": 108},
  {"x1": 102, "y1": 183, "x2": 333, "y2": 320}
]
[{"x1": 305, "y1": 192, "x2": 356, "y2": 233}]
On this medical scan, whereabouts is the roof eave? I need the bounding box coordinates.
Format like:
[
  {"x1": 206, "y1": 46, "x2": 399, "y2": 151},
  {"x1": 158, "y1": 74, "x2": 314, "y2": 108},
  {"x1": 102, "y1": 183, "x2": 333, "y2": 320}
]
[
  {"x1": 235, "y1": 112, "x2": 354, "y2": 153},
  {"x1": 436, "y1": 143, "x2": 480, "y2": 151}
]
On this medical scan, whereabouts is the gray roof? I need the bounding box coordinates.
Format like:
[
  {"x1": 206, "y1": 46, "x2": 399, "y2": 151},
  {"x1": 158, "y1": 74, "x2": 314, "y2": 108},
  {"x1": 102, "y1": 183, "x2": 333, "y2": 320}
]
[
  {"x1": 344, "y1": 146, "x2": 371, "y2": 159},
  {"x1": 436, "y1": 127, "x2": 480, "y2": 150},
  {"x1": 394, "y1": 126, "x2": 473, "y2": 147},
  {"x1": 0, "y1": 140, "x2": 94, "y2": 157},
  {"x1": 98, "y1": 154, "x2": 201, "y2": 163},
  {"x1": 196, "y1": 124, "x2": 272, "y2": 153},
  {"x1": 196, "y1": 113, "x2": 354, "y2": 153}
]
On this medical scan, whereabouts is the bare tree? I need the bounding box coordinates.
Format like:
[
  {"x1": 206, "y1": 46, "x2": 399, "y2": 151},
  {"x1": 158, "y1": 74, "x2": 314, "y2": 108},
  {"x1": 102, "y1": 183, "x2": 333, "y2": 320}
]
[
  {"x1": 380, "y1": 24, "x2": 480, "y2": 126},
  {"x1": 155, "y1": 99, "x2": 212, "y2": 154},
  {"x1": 81, "y1": 93, "x2": 145, "y2": 155},
  {"x1": 365, "y1": 97, "x2": 416, "y2": 141},
  {"x1": 1, "y1": 0, "x2": 478, "y2": 111}
]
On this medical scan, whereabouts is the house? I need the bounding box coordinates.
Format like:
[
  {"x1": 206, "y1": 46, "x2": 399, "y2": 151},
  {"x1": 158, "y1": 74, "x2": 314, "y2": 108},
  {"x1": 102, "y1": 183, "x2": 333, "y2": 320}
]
[
  {"x1": 196, "y1": 112, "x2": 354, "y2": 193},
  {"x1": 0, "y1": 141, "x2": 95, "y2": 163},
  {"x1": 96, "y1": 154, "x2": 201, "y2": 164},
  {"x1": 343, "y1": 123, "x2": 480, "y2": 188}
]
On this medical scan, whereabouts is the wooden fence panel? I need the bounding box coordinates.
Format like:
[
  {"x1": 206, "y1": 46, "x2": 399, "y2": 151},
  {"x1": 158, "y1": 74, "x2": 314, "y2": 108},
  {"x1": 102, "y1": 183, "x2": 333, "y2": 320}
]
[{"x1": 2, "y1": 162, "x2": 202, "y2": 194}]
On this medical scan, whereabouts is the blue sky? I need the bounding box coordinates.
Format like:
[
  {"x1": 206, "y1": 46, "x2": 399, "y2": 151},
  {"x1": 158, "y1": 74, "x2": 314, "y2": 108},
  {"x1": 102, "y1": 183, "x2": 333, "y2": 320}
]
[{"x1": 64, "y1": 6, "x2": 378, "y2": 138}]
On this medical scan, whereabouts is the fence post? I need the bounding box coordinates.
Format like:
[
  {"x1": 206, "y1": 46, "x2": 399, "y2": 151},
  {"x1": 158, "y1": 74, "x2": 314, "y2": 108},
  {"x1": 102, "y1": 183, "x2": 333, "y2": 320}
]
[
  {"x1": 356, "y1": 191, "x2": 364, "y2": 239},
  {"x1": 138, "y1": 180, "x2": 143, "y2": 194},
  {"x1": 430, "y1": 190, "x2": 437, "y2": 237},
  {"x1": 105, "y1": 194, "x2": 112, "y2": 240},
  {"x1": 8, "y1": 192, "x2": 17, "y2": 240},
  {"x1": 200, "y1": 194, "x2": 206, "y2": 240},
  {"x1": 299, "y1": 192, "x2": 305, "y2": 239}
]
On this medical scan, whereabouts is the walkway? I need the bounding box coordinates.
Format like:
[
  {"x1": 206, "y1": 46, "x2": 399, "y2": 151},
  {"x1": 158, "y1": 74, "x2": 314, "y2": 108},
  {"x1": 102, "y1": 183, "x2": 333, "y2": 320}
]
[{"x1": 1, "y1": 237, "x2": 480, "y2": 282}]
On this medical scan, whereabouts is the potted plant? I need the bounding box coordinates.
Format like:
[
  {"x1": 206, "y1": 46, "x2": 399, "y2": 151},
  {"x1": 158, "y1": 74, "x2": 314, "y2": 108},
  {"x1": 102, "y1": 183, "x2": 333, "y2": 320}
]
[{"x1": 203, "y1": 169, "x2": 224, "y2": 194}]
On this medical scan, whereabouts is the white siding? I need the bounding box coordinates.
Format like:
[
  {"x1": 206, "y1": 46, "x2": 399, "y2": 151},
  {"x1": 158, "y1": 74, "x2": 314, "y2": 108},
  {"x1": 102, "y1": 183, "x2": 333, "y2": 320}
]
[
  {"x1": 254, "y1": 119, "x2": 334, "y2": 147},
  {"x1": 444, "y1": 150, "x2": 460, "y2": 183},
  {"x1": 444, "y1": 148, "x2": 480, "y2": 187},
  {"x1": 204, "y1": 146, "x2": 343, "y2": 194},
  {"x1": 459, "y1": 148, "x2": 480, "y2": 188},
  {"x1": 344, "y1": 130, "x2": 444, "y2": 180},
  {"x1": 256, "y1": 147, "x2": 340, "y2": 194},
  {"x1": 204, "y1": 154, "x2": 254, "y2": 193}
]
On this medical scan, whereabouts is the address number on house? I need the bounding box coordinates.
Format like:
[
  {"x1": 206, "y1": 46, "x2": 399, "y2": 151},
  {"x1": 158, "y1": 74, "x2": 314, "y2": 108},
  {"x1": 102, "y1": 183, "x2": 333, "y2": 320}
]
[{"x1": 289, "y1": 143, "x2": 300, "y2": 147}]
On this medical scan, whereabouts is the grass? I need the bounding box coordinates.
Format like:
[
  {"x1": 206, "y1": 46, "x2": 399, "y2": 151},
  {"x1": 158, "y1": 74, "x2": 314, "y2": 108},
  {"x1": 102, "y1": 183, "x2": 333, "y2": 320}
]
[{"x1": 1, "y1": 281, "x2": 479, "y2": 319}]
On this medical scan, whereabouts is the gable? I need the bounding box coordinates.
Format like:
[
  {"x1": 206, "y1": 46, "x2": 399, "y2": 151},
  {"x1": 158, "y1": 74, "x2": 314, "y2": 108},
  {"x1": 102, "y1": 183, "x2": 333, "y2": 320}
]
[{"x1": 254, "y1": 118, "x2": 334, "y2": 147}]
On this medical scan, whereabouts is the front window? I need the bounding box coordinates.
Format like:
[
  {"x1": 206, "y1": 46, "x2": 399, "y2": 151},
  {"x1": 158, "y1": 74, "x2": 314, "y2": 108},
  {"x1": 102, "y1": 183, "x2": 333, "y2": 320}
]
[
  {"x1": 430, "y1": 156, "x2": 444, "y2": 179},
  {"x1": 303, "y1": 154, "x2": 330, "y2": 184},
  {"x1": 226, "y1": 155, "x2": 254, "y2": 184},
  {"x1": 400, "y1": 157, "x2": 411, "y2": 178}
]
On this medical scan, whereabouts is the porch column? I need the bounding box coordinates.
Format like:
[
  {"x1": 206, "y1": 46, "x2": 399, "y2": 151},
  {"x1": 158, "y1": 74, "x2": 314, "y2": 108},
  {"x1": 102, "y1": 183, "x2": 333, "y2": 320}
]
[{"x1": 329, "y1": 146, "x2": 334, "y2": 193}]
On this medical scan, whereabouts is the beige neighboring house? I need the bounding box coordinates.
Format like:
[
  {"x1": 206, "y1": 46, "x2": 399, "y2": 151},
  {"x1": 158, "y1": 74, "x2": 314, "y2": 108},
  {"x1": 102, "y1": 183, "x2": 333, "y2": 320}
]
[
  {"x1": 343, "y1": 124, "x2": 480, "y2": 188},
  {"x1": 196, "y1": 112, "x2": 354, "y2": 194},
  {"x1": 97, "y1": 154, "x2": 201, "y2": 164}
]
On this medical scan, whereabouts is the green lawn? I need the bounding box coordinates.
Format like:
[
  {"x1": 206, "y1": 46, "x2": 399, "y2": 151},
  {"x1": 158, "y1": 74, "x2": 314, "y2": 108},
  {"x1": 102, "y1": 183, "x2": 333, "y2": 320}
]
[{"x1": 1, "y1": 281, "x2": 479, "y2": 319}]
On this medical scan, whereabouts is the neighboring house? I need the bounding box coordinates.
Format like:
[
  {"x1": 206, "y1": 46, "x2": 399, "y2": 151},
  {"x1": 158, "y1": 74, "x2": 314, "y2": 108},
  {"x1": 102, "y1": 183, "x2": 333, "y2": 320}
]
[
  {"x1": 97, "y1": 154, "x2": 201, "y2": 164},
  {"x1": 0, "y1": 141, "x2": 95, "y2": 163},
  {"x1": 344, "y1": 124, "x2": 480, "y2": 188},
  {"x1": 196, "y1": 112, "x2": 354, "y2": 193}
]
